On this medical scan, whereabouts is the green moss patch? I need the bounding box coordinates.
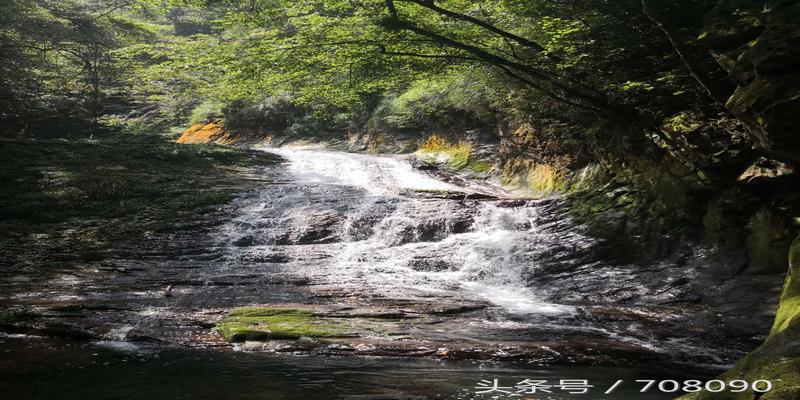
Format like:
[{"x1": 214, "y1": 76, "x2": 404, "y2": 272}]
[
  {"x1": 416, "y1": 144, "x2": 471, "y2": 170},
  {"x1": 216, "y1": 307, "x2": 350, "y2": 342},
  {"x1": 415, "y1": 134, "x2": 494, "y2": 173},
  {"x1": 467, "y1": 160, "x2": 493, "y2": 173}
]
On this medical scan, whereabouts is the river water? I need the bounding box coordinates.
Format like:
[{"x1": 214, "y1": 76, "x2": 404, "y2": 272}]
[
  {"x1": 0, "y1": 335, "x2": 711, "y2": 399},
  {"x1": 2, "y1": 146, "x2": 754, "y2": 399}
]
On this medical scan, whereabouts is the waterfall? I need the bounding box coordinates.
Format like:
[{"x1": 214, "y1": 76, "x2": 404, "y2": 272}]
[{"x1": 225, "y1": 147, "x2": 594, "y2": 316}]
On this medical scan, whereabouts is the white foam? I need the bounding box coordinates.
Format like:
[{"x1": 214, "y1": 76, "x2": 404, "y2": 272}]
[
  {"x1": 461, "y1": 282, "x2": 575, "y2": 315},
  {"x1": 241, "y1": 147, "x2": 579, "y2": 317},
  {"x1": 265, "y1": 147, "x2": 461, "y2": 195}
]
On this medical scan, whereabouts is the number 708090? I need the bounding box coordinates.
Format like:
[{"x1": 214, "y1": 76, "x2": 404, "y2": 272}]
[{"x1": 634, "y1": 379, "x2": 773, "y2": 393}]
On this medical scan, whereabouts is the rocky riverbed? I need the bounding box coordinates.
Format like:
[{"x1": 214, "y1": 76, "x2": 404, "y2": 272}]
[{"x1": 0, "y1": 145, "x2": 782, "y2": 377}]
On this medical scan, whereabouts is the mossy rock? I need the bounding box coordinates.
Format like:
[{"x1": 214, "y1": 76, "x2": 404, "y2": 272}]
[
  {"x1": 525, "y1": 164, "x2": 567, "y2": 196},
  {"x1": 215, "y1": 307, "x2": 350, "y2": 342},
  {"x1": 744, "y1": 208, "x2": 791, "y2": 274},
  {"x1": 467, "y1": 160, "x2": 493, "y2": 174},
  {"x1": 415, "y1": 134, "x2": 480, "y2": 171}
]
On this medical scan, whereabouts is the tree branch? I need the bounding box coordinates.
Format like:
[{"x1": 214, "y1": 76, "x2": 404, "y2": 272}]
[
  {"x1": 382, "y1": 0, "x2": 613, "y2": 112},
  {"x1": 377, "y1": 45, "x2": 483, "y2": 62},
  {"x1": 399, "y1": 0, "x2": 547, "y2": 54},
  {"x1": 499, "y1": 66, "x2": 603, "y2": 113},
  {"x1": 640, "y1": 0, "x2": 727, "y2": 108}
]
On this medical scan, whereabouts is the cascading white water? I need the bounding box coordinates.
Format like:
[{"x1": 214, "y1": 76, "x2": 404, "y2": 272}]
[
  {"x1": 265, "y1": 146, "x2": 463, "y2": 195},
  {"x1": 239, "y1": 147, "x2": 584, "y2": 316}
]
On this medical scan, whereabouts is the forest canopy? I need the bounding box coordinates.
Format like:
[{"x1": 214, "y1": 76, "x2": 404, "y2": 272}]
[{"x1": 1, "y1": 0, "x2": 755, "y2": 143}]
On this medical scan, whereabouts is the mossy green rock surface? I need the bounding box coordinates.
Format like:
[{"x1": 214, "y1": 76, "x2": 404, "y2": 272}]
[{"x1": 216, "y1": 307, "x2": 349, "y2": 342}]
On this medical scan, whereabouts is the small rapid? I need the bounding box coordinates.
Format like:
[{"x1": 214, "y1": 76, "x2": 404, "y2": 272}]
[{"x1": 268, "y1": 146, "x2": 463, "y2": 194}]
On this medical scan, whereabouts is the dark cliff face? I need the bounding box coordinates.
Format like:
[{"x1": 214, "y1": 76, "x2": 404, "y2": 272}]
[
  {"x1": 679, "y1": 2, "x2": 800, "y2": 398},
  {"x1": 708, "y1": 1, "x2": 800, "y2": 163},
  {"x1": 700, "y1": 0, "x2": 799, "y2": 181},
  {"x1": 656, "y1": 0, "x2": 800, "y2": 271}
]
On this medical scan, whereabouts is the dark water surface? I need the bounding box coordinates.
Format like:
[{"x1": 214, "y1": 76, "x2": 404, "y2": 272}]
[{"x1": 0, "y1": 336, "x2": 714, "y2": 400}]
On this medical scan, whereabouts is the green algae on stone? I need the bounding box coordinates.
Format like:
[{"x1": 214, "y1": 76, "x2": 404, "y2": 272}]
[
  {"x1": 467, "y1": 160, "x2": 493, "y2": 174},
  {"x1": 744, "y1": 207, "x2": 791, "y2": 274},
  {"x1": 215, "y1": 307, "x2": 350, "y2": 342},
  {"x1": 415, "y1": 134, "x2": 480, "y2": 171},
  {"x1": 525, "y1": 164, "x2": 567, "y2": 196}
]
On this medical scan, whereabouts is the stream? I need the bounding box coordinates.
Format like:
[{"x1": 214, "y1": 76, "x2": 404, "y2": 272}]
[{"x1": 1, "y1": 146, "x2": 761, "y2": 399}]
